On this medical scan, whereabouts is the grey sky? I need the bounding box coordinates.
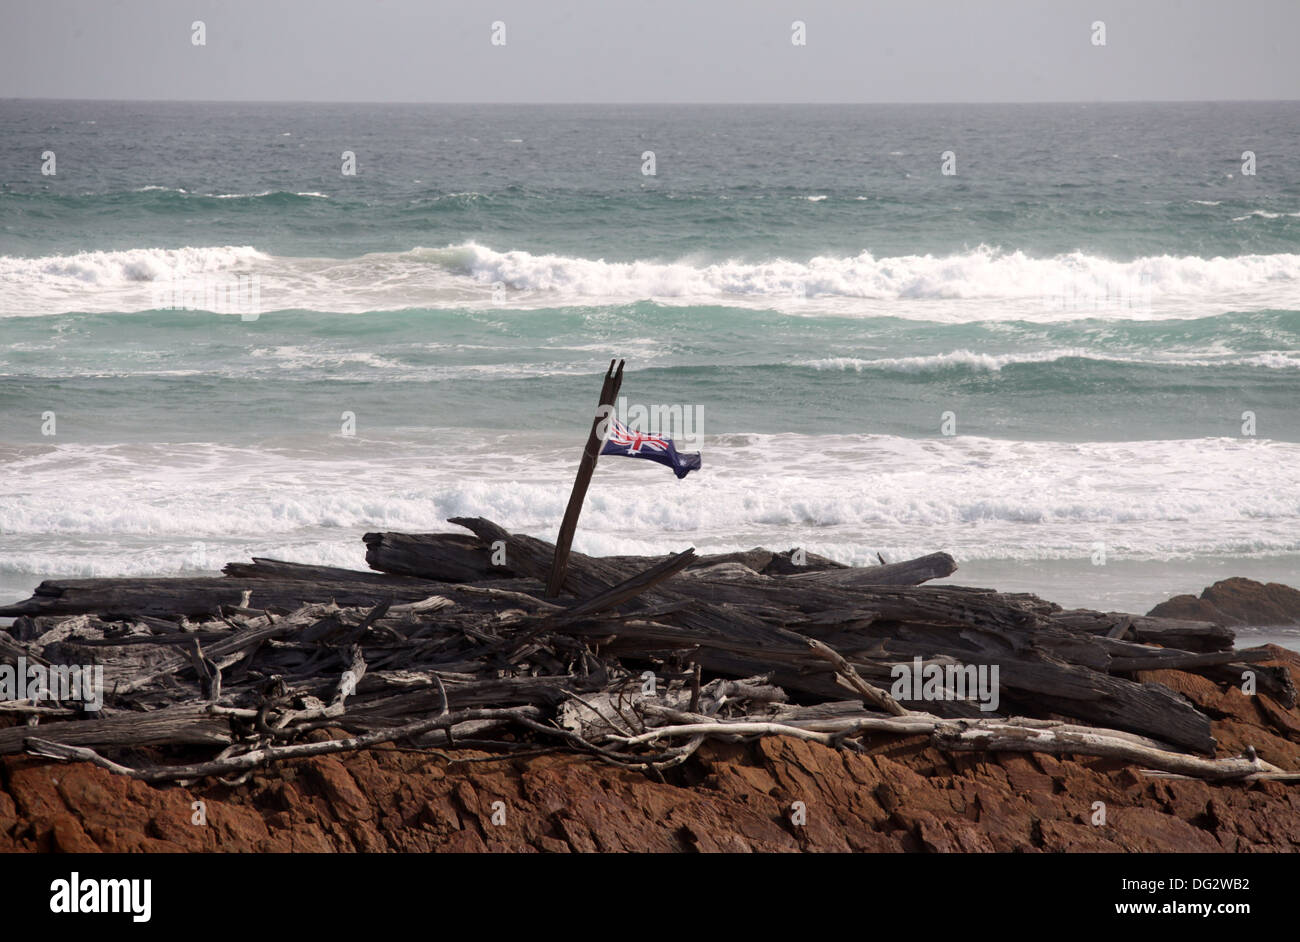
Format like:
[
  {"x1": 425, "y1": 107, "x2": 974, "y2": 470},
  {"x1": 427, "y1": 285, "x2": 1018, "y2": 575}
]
[{"x1": 2, "y1": 0, "x2": 1297, "y2": 103}]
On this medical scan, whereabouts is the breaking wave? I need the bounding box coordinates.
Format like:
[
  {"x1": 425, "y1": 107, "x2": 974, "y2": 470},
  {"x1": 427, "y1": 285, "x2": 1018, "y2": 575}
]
[{"x1": 4, "y1": 243, "x2": 1299, "y2": 319}]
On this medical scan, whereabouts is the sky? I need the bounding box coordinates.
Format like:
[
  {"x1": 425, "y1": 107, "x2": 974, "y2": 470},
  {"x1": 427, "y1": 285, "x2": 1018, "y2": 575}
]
[{"x1": 1, "y1": 0, "x2": 1297, "y2": 103}]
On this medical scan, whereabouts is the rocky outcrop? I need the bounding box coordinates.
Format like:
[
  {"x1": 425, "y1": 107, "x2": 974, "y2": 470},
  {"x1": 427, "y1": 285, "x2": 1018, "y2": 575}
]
[
  {"x1": 5, "y1": 649, "x2": 1300, "y2": 854},
  {"x1": 1149, "y1": 577, "x2": 1300, "y2": 627}
]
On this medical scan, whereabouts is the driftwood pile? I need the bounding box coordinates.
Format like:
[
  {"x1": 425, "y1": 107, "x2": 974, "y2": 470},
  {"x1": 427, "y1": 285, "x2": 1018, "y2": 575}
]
[{"x1": 1, "y1": 517, "x2": 1296, "y2": 784}]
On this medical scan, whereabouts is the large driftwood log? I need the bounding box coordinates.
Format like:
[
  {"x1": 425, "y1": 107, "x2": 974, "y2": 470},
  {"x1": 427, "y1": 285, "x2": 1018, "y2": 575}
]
[
  {"x1": 0, "y1": 703, "x2": 234, "y2": 755},
  {"x1": 361, "y1": 533, "x2": 511, "y2": 581},
  {"x1": 784, "y1": 552, "x2": 957, "y2": 587},
  {"x1": 364, "y1": 530, "x2": 953, "y2": 588},
  {"x1": 0, "y1": 575, "x2": 450, "y2": 619},
  {"x1": 1051, "y1": 609, "x2": 1235, "y2": 652}
]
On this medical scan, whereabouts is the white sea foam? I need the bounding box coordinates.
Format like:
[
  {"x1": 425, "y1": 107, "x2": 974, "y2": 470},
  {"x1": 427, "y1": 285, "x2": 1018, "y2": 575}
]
[
  {"x1": 0, "y1": 246, "x2": 269, "y2": 315},
  {"x1": 1, "y1": 435, "x2": 1297, "y2": 584},
  {"x1": 801, "y1": 349, "x2": 1093, "y2": 373},
  {"x1": 799, "y1": 349, "x2": 1300, "y2": 373},
  {"x1": 450, "y1": 244, "x2": 1300, "y2": 313},
  {"x1": 1232, "y1": 209, "x2": 1300, "y2": 221},
  {"x1": 3, "y1": 243, "x2": 1299, "y2": 319}
]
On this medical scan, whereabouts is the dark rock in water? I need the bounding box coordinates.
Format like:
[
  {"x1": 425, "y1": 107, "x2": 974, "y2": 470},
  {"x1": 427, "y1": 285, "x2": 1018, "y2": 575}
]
[{"x1": 1149, "y1": 577, "x2": 1300, "y2": 627}]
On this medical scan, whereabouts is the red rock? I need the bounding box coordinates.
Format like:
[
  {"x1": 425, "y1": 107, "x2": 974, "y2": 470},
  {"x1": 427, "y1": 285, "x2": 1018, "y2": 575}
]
[
  {"x1": 1149, "y1": 577, "x2": 1300, "y2": 626},
  {"x1": 1257, "y1": 693, "x2": 1300, "y2": 741},
  {"x1": 49, "y1": 813, "x2": 99, "y2": 853},
  {"x1": 306, "y1": 757, "x2": 373, "y2": 822}
]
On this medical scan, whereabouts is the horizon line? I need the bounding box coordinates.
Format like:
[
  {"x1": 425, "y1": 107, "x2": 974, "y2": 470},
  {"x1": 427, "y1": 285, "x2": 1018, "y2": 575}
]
[{"x1": 4, "y1": 96, "x2": 1299, "y2": 107}]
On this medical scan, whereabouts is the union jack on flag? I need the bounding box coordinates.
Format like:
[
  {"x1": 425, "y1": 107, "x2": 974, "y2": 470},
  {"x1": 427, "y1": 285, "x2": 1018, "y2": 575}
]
[{"x1": 600, "y1": 417, "x2": 702, "y2": 479}]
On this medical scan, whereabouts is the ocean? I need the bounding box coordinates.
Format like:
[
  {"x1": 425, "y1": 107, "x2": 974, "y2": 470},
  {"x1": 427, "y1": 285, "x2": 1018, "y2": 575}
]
[{"x1": 1, "y1": 100, "x2": 1298, "y2": 646}]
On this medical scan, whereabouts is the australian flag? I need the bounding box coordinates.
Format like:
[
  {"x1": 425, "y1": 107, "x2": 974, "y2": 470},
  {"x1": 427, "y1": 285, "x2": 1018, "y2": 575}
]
[{"x1": 600, "y1": 417, "x2": 702, "y2": 479}]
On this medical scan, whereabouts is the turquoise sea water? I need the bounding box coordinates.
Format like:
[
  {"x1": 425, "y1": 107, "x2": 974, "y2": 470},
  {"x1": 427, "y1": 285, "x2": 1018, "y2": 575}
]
[{"x1": 1, "y1": 101, "x2": 1298, "y2": 641}]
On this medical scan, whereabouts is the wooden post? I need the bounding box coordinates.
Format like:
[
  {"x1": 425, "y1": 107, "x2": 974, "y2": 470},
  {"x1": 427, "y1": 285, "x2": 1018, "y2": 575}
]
[{"x1": 546, "y1": 359, "x2": 624, "y2": 597}]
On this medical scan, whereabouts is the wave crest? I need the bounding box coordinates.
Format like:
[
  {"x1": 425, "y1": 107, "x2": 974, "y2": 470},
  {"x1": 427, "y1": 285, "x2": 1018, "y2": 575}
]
[{"x1": 3, "y1": 243, "x2": 1298, "y2": 318}]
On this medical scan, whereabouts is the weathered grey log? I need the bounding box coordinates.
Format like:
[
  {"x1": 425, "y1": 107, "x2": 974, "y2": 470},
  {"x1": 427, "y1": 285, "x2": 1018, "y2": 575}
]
[
  {"x1": 365, "y1": 530, "x2": 948, "y2": 587},
  {"x1": 0, "y1": 703, "x2": 234, "y2": 755},
  {"x1": 362, "y1": 533, "x2": 513, "y2": 582},
  {"x1": 1051, "y1": 609, "x2": 1235, "y2": 652},
  {"x1": 1108, "y1": 646, "x2": 1274, "y2": 673},
  {"x1": 450, "y1": 517, "x2": 609, "y2": 597},
  {"x1": 784, "y1": 551, "x2": 957, "y2": 587},
  {"x1": 1199, "y1": 663, "x2": 1297, "y2": 707},
  {"x1": 0, "y1": 574, "x2": 453, "y2": 619},
  {"x1": 24, "y1": 706, "x2": 543, "y2": 782},
  {"x1": 223, "y1": 557, "x2": 447, "y2": 586},
  {"x1": 604, "y1": 711, "x2": 1273, "y2": 781},
  {"x1": 625, "y1": 546, "x2": 846, "y2": 575}
]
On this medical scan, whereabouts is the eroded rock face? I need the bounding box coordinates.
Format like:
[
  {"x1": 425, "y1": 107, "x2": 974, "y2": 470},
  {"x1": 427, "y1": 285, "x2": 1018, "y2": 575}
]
[
  {"x1": 3, "y1": 736, "x2": 1299, "y2": 854},
  {"x1": 4, "y1": 652, "x2": 1299, "y2": 854},
  {"x1": 1149, "y1": 578, "x2": 1300, "y2": 627}
]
